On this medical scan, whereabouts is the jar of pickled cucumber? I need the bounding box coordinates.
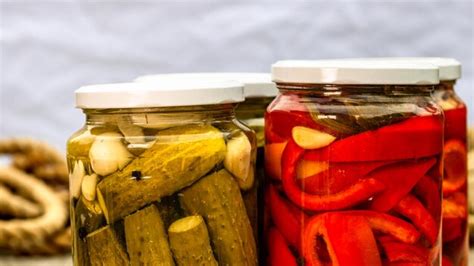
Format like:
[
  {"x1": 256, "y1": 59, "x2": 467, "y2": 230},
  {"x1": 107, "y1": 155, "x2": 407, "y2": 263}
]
[
  {"x1": 135, "y1": 73, "x2": 277, "y2": 249},
  {"x1": 429, "y1": 58, "x2": 468, "y2": 266},
  {"x1": 68, "y1": 81, "x2": 258, "y2": 265},
  {"x1": 265, "y1": 60, "x2": 443, "y2": 266}
]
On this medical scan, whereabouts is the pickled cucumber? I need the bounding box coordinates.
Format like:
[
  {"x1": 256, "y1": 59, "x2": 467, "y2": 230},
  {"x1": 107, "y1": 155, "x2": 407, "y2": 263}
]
[
  {"x1": 75, "y1": 196, "x2": 105, "y2": 234},
  {"x1": 124, "y1": 205, "x2": 174, "y2": 266},
  {"x1": 179, "y1": 169, "x2": 257, "y2": 266},
  {"x1": 243, "y1": 184, "x2": 258, "y2": 243},
  {"x1": 156, "y1": 195, "x2": 184, "y2": 229},
  {"x1": 97, "y1": 124, "x2": 226, "y2": 223},
  {"x1": 71, "y1": 199, "x2": 89, "y2": 266},
  {"x1": 72, "y1": 235, "x2": 88, "y2": 266},
  {"x1": 86, "y1": 225, "x2": 129, "y2": 266},
  {"x1": 168, "y1": 215, "x2": 217, "y2": 266}
]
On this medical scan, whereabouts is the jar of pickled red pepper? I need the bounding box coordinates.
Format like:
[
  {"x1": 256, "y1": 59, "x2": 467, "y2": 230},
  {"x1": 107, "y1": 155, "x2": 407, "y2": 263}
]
[
  {"x1": 68, "y1": 81, "x2": 258, "y2": 266},
  {"x1": 265, "y1": 60, "x2": 444, "y2": 266},
  {"x1": 429, "y1": 58, "x2": 468, "y2": 266}
]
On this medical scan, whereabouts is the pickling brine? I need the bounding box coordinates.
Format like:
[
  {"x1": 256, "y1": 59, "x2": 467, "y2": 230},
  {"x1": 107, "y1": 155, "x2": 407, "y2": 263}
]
[
  {"x1": 433, "y1": 79, "x2": 468, "y2": 266},
  {"x1": 69, "y1": 81, "x2": 258, "y2": 266}
]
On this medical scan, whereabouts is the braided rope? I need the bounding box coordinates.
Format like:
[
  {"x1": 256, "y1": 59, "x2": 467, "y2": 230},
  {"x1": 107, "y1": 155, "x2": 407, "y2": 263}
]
[
  {"x1": 0, "y1": 185, "x2": 41, "y2": 218},
  {"x1": 0, "y1": 138, "x2": 71, "y2": 255},
  {"x1": 0, "y1": 167, "x2": 68, "y2": 252}
]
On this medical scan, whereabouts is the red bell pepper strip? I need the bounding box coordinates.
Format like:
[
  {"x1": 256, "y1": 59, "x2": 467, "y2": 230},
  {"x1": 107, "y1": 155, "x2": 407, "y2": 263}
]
[
  {"x1": 377, "y1": 236, "x2": 429, "y2": 263},
  {"x1": 268, "y1": 185, "x2": 308, "y2": 251},
  {"x1": 281, "y1": 138, "x2": 385, "y2": 211},
  {"x1": 304, "y1": 115, "x2": 443, "y2": 162},
  {"x1": 299, "y1": 161, "x2": 388, "y2": 194},
  {"x1": 443, "y1": 193, "x2": 467, "y2": 219},
  {"x1": 444, "y1": 107, "x2": 467, "y2": 141},
  {"x1": 265, "y1": 111, "x2": 287, "y2": 143},
  {"x1": 442, "y1": 139, "x2": 467, "y2": 195},
  {"x1": 369, "y1": 159, "x2": 435, "y2": 212},
  {"x1": 302, "y1": 212, "x2": 382, "y2": 266},
  {"x1": 268, "y1": 228, "x2": 298, "y2": 266},
  {"x1": 383, "y1": 263, "x2": 426, "y2": 266},
  {"x1": 442, "y1": 193, "x2": 467, "y2": 243},
  {"x1": 265, "y1": 142, "x2": 287, "y2": 180},
  {"x1": 394, "y1": 195, "x2": 438, "y2": 245},
  {"x1": 441, "y1": 255, "x2": 454, "y2": 266},
  {"x1": 341, "y1": 211, "x2": 420, "y2": 244},
  {"x1": 442, "y1": 217, "x2": 463, "y2": 243},
  {"x1": 413, "y1": 175, "x2": 441, "y2": 221},
  {"x1": 266, "y1": 99, "x2": 319, "y2": 142}
]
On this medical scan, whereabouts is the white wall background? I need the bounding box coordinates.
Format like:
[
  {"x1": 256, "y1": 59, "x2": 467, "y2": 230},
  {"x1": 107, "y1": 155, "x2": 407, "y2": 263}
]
[{"x1": 1, "y1": 1, "x2": 473, "y2": 150}]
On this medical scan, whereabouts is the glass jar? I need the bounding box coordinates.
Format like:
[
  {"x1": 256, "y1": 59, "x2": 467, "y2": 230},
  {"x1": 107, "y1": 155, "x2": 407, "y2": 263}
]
[
  {"x1": 136, "y1": 72, "x2": 278, "y2": 252},
  {"x1": 265, "y1": 60, "x2": 443, "y2": 266},
  {"x1": 68, "y1": 81, "x2": 258, "y2": 265},
  {"x1": 430, "y1": 59, "x2": 468, "y2": 266}
]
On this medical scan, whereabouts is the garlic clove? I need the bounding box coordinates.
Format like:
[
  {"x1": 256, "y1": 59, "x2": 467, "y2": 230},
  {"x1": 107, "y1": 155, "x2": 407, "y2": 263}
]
[
  {"x1": 70, "y1": 160, "x2": 86, "y2": 198},
  {"x1": 89, "y1": 132, "x2": 134, "y2": 176},
  {"x1": 292, "y1": 126, "x2": 336, "y2": 149},
  {"x1": 82, "y1": 174, "x2": 98, "y2": 201},
  {"x1": 117, "y1": 117, "x2": 147, "y2": 144},
  {"x1": 224, "y1": 133, "x2": 253, "y2": 189}
]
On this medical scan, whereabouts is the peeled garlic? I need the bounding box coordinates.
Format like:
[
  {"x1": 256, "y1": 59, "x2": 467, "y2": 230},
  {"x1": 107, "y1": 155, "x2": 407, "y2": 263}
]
[
  {"x1": 70, "y1": 160, "x2": 86, "y2": 198},
  {"x1": 292, "y1": 126, "x2": 336, "y2": 149},
  {"x1": 89, "y1": 132, "x2": 134, "y2": 176},
  {"x1": 224, "y1": 133, "x2": 253, "y2": 189},
  {"x1": 117, "y1": 117, "x2": 146, "y2": 144},
  {"x1": 82, "y1": 174, "x2": 98, "y2": 201}
]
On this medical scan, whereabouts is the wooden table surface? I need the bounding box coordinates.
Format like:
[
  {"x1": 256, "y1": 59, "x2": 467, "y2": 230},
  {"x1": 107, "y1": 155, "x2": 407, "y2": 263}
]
[{"x1": 0, "y1": 250, "x2": 473, "y2": 266}]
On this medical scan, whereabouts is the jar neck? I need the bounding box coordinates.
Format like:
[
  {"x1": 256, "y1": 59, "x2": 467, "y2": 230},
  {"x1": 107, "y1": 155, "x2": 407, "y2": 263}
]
[
  {"x1": 275, "y1": 83, "x2": 436, "y2": 97},
  {"x1": 438, "y1": 80, "x2": 456, "y2": 92},
  {"x1": 236, "y1": 97, "x2": 274, "y2": 120},
  {"x1": 83, "y1": 104, "x2": 237, "y2": 125}
]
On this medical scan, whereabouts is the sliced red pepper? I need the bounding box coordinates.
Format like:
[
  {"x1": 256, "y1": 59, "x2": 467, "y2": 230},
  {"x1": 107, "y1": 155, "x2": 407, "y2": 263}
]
[
  {"x1": 298, "y1": 161, "x2": 388, "y2": 194},
  {"x1": 265, "y1": 112, "x2": 287, "y2": 143},
  {"x1": 266, "y1": 100, "x2": 319, "y2": 142},
  {"x1": 268, "y1": 185, "x2": 308, "y2": 251},
  {"x1": 441, "y1": 255, "x2": 454, "y2": 266},
  {"x1": 369, "y1": 159, "x2": 435, "y2": 212},
  {"x1": 444, "y1": 106, "x2": 467, "y2": 141},
  {"x1": 377, "y1": 236, "x2": 429, "y2": 263},
  {"x1": 442, "y1": 139, "x2": 467, "y2": 195},
  {"x1": 383, "y1": 262, "x2": 426, "y2": 266},
  {"x1": 442, "y1": 193, "x2": 467, "y2": 243},
  {"x1": 281, "y1": 138, "x2": 385, "y2": 211},
  {"x1": 341, "y1": 211, "x2": 420, "y2": 244},
  {"x1": 268, "y1": 228, "x2": 298, "y2": 266},
  {"x1": 413, "y1": 175, "x2": 441, "y2": 221},
  {"x1": 302, "y1": 212, "x2": 382, "y2": 266},
  {"x1": 265, "y1": 141, "x2": 287, "y2": 180},
  {"x1": 304, "y1": 115, "x2": 443, "y2": 162},
  {"x1": 394, "y1": 195, "x2": 438, "y2": 245},
  {"x1": 442, "y1": 217, "x2": 463, "y2": 243},
  {"x1": 443, "y1": 193, "x2": 467, "y2": 219}
]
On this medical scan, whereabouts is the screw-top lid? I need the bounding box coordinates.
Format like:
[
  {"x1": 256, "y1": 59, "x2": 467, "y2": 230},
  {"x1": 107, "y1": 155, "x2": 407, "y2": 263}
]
[
  {"x1": 135, "y1": 73, "x2": 278, "y2": 98},
  {"x1": 272, "y1": 60, "x2": 440, "y2": 85},
  {"x1": 75, "y1": 81, "x2": 244, "y2": 109},
  {"x1": 356, "y1": 57, "x2": 461, "y2": 81}
]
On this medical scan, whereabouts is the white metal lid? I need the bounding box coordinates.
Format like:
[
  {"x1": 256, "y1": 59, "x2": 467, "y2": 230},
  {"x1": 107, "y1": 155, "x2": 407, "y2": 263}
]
[
  {"x1": 135, "y1": 73, "x2": 278, "y2": 98},
  {"x1": 272, "y1": 60, "x2": 440, "y2": 85},
  {"x1": 358, "y1": 57, "x2": 461, "y2": 81},
  {"x1": 75, "y1": 81, "x2": 244, "y2": 109}
]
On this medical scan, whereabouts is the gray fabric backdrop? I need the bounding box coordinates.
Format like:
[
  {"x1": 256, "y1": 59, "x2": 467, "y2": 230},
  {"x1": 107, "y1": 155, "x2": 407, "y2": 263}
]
[{"x1": 1, "y1": 1, "x2": 473, "y2": 150}]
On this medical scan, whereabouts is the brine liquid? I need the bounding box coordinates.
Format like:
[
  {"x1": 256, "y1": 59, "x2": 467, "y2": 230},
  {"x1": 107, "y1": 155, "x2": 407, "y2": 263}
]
[{"x1": 264, "y1": 105, "x2": 443, "y2": 266}]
